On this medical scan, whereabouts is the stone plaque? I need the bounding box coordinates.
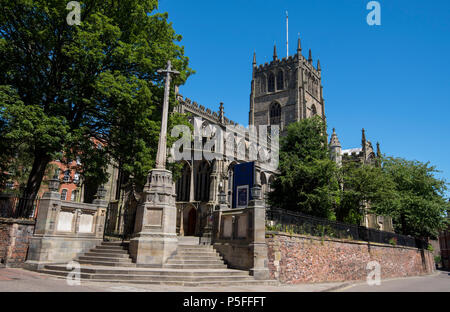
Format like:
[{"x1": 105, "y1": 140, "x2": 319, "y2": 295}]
[
  {"x1": 222, "y1": 216, "x2": 232, "y2": 238},
  {"x1": 56, "y1": 211, "x2": 74, "y2": 232},
  {"x1": 78, "y1": 214, "x2": 94, "y2": 233},
  {"x1": 237, "y1": 214, "x2": 247, "y2": 238},
  {"x1": 147, "y1": 208, "x2": 163, "y2": 226}
]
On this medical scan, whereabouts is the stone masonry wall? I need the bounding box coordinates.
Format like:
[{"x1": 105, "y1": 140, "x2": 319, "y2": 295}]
[
  {"x1": 0, "y1": 218, "x2": 35, "y2": 267},
  {"x1": 266, "y1": 232, "x2": 434, "y2": 284}
]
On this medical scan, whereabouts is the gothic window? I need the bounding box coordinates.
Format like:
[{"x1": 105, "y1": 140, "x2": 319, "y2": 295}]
[
  {"x1": 176, "y1": 163, "x2": 191, "y2": 202},
  {"x1": 270, "y1": 102, "x2": 281, "y2": 125},
  {"x1": 311, "y1": 104, "x2": 317, "y2": 117},
  {"x1": 268, "y1": 175, "x2": 275, "y2": 193},
  {"x1": 308, "y1": 74, "x2": 312, "y2": 92},
  {"x1": 268, "y1": 72, "x2": 275, "y2": 92},
  {"x1": 260, "y1": 75, "x2": 266, "y2": 94},
  {"x1": 195, "y1": 161, "x2": 211, "y2": 202},
  {"x1": 276, "y1": 70, "x2": 284, "y2": 90}
]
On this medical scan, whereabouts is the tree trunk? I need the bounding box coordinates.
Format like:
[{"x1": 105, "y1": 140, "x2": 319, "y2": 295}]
[
  {"x1": 15, "y1": 153, "x2": 51, "y2": 218},
  {"x1": 400, "y1": 213, "x2": 407, "y2": 235}
]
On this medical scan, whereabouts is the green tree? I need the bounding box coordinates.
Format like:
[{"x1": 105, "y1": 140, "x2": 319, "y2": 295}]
[
  {"x1": 0, "y1": 1, "x2": 192, "y2": 216},
  {"x1": 0, "y1": 85, "x2": 68, "y2": 199},
  {"x1": 337, "y1": 161, "x2": 396, "y2": 225},
  {"x1": 374, "y1": 157, "x2": 449, "y2": 238},
  {"x1": 267, "y1": 116, "x2": 339, "y2": 219}
]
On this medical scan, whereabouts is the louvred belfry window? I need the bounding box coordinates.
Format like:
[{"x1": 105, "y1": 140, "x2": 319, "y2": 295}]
[{"x1": 270, "y1": 103, "x2": 281, "y2": 125}]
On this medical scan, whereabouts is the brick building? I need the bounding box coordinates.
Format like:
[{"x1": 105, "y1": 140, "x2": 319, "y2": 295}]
[{"x1": 439, "y1": 218, "x2": 450, "y2": 269}]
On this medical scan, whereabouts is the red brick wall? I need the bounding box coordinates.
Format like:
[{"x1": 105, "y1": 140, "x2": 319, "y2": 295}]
[
  {"x1": 439, "y1": 228, "x2": 450, "y2": 269},
  {"x1": 266, "y1": 232, "x2": 435, "y2": 284},
  {"x1": 0, "y1": 218, "x2": 35, "y2": 267}
]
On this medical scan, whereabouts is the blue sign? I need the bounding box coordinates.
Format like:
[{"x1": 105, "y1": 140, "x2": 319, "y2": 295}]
[{"x1": 232, "y1": 162, "x2": 254, "y2": 208}]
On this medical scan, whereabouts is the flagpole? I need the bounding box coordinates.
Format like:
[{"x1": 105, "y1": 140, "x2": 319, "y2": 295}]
[{"x1": 286, "y1": 10, "x2": 289, "y2": 58}]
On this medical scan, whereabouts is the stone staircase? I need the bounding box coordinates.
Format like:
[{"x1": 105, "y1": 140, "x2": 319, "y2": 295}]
[
  {"x1": 34, "y1": 237, "x2": 277, "y2": 286},
  {"x1": 76, "y1": 241, "x2": 135, "y2": 267}
]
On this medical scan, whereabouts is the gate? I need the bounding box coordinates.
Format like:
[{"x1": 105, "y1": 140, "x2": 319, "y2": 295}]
[{"x1": 103, "y1": 198, "x2": 137, "y2": 241}]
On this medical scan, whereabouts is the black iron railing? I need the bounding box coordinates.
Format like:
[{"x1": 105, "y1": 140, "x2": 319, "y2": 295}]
[
  {"x1": 0, "y1": 194, "x2": 40, "y2": 219},
  {"x1": 266, "y1": 208, "x2": 427, "y2": 249},
  {"x1": 103, "y1": 200, "x2": 136, "y2": 241}
]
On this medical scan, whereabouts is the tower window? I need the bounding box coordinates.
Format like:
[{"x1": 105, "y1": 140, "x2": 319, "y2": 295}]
[
  {"x1": 270, "y1": 103, "x2": 281, "y2": 125},
  {"x1": 260, "y1": 75, "x2": 266, "y2": 94},
  {"x1": 268, "y1": 73, "x2": 275, "y2": 92},
  {"x1": 277, "y1": 70, "x2": 284, "y2": 90},
  {"x1": 311, "y1": 105, "x2": 317, "y2": 117}
]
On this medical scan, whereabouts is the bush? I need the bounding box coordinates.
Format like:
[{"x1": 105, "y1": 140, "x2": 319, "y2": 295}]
[
  {"x1": 434, "y1": 256, "x2": 441, "y2": 265},
  {"x1": 388, "y1": 237, "x2": 397, "y2": 246}
]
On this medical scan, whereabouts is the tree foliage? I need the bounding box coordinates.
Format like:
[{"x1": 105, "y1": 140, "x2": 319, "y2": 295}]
[
  {"x1": 336, "y1": 162, "x2": 396, "y2": 225},
  {"x1": 373, "y1": 157, "x2": 449, "y2": 238},
  {"x1": 0, "y1": 0, "x2": 193, "y2": 215},
  {"x1": 267, "y1": 116, "x2": 339, "y2": 219},
  {"x1": 266, "y1": 115, "x2": 448, "y2": 239}
]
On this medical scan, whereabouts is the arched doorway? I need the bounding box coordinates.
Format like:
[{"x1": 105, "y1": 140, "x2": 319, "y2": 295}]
[{"x1": 185, "y1": 207, "x2": 197, "y2": 236}]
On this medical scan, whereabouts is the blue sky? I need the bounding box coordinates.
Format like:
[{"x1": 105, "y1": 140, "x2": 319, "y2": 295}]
[{"x1": 158, "y1": 0, "x2": 450, "y2": 196}]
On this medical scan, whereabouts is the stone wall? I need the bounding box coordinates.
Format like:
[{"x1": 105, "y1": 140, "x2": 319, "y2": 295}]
[
  {"x1": 266, "y1": 232, "x2": 434, "y2": 284},
  {"x1": 25, "y1": 192, "x2": 107, "y2": 269},
  {"x1": 0, "y1": 218, "x2": 35, "y2": 267}
]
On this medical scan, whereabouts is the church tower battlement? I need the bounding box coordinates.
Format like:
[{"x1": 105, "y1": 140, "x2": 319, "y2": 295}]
[{"x1": 249, "y1": 38, "x2": 326, "y2": 131}]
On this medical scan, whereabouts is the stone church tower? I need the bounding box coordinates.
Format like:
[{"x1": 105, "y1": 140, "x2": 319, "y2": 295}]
[{"x1": 249, "y1": 38, "x2": 325, "y2": 131}]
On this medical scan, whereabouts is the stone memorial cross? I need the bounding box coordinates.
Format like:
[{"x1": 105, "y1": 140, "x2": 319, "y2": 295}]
[{"x1": 155, "y1": 60, "x2": 179, "y2": 169}]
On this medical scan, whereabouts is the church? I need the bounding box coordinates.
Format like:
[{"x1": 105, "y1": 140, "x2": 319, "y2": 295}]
[{"x1": 171, "y1": 37, "x2": 393, "y2": 238}]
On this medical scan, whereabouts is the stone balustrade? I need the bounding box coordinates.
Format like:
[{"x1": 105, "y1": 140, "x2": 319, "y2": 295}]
[
  {"x1": 25, "y1": 191, "x2": 107, "y2": 269},
  {"x1": 211, "y1": 200, "x2": 269, "y2": 279}
]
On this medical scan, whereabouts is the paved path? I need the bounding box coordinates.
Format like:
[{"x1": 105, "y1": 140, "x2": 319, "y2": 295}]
[
  {"x1": 336, "y1": 271, "x2": 450, "y2": 292},
  {"x1": 0, "y1": 268, "x2": 344, "y2": 292},
  {"x1": 1, "y1": 268, "x2": 448, "y2": 292}
]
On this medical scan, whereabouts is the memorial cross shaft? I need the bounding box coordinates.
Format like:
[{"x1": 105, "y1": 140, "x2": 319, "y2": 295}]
[{"x1": 155, "y1": 60, "x2": 179, "y2": 169}]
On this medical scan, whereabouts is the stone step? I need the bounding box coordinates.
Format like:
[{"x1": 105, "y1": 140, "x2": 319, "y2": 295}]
[
  {"x1": 84, "y1": 252, "x2": 131, "y2": 258},
  {"x1": 40, "y1": 270, "x2": 254, "y2": 282},
  {"x1": 176, "y1": 248, "x2": 217, "y2": 253},
  {"x1": 177, "y1": 236, "x2": 200, "y2": 245},
  {"x1": 177, "y1": 245, "x2": 214, "y2": 250},
  {"x1": 166, "y1": 260, "x2": 224, "y2": 265},
  {"x1": 95, "y1": 245, "x2": 127, "y2": 250},
  {"x1": 85, "y1": 280, "x2": 278, "y2": 287},
  {"x1": 37, "y1": 270, "x2": 277, "y2": 286},
  {"x1": 77, "y1": 260, "x2": 136, "y2": 267},
  {"x1": 175, "y1": 252, "x2": 220, "y2": 258},
  {"x1": 44, "y1": 265, "x2": 251, "y2": 277},
  {"x1": 89, "y1": 248, "x2": 129, "y2": 254},
  {"x1": 101, "y1": 241, "x2": 129, "y2": 246},
  {"x1": 163, "y1": 263, "x2": 227, "y2": 269},
  {"x1": 171, "y1": 256, "x2": 223, "y2": 261},
  {"x1": 78, "y1": 256, "x2": 133, "y2": 263}
]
